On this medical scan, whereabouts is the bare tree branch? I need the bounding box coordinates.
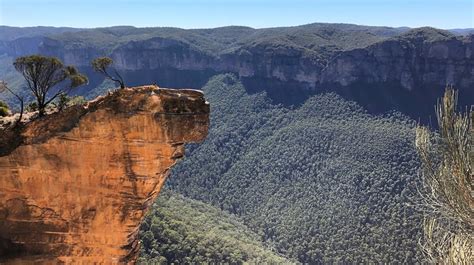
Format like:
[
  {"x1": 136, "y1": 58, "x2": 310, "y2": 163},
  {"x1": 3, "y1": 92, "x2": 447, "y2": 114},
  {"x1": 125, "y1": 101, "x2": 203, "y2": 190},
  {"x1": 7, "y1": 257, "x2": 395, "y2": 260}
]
[{"x1": 0, "y1": 80, "x2": 24, "y2": 126}]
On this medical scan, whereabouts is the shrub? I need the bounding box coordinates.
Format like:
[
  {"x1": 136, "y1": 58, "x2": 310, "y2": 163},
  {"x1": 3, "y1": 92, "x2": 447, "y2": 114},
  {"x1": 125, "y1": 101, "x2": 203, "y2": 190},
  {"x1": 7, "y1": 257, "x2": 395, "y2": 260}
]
[
  {"x1": 69, "y1": 96, "x2": 87, "y2": 106},
  {"x1": 26, "y1": 102, "x2": 38, "y2": 112},
  {"x1": 55, "y1": 94, "x2": 87, "y2": 112},
  {"x1": 57, "y1": 93, "x2": 71, "y2": 112},
  {"x1": 0, "y1": 101, "x2": 9, "y2": 117},
  {"x1": 0, "y1": 100, "x2": 8, "y2": 109}
]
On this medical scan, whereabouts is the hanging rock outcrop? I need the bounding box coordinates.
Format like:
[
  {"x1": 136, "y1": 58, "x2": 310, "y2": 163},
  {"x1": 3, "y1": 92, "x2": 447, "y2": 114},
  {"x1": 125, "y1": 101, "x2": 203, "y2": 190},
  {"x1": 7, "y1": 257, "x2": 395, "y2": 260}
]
[{"x1": 0, "y1": 86, "x2": 209, "y2": 264}]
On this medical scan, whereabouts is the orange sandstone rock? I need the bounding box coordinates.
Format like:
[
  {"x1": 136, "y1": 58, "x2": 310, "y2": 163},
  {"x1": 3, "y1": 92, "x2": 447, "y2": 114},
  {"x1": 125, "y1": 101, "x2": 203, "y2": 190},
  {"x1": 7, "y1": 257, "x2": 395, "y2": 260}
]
[{"x1": 0, "y1": 86, "x2": 209, "y2": 264}]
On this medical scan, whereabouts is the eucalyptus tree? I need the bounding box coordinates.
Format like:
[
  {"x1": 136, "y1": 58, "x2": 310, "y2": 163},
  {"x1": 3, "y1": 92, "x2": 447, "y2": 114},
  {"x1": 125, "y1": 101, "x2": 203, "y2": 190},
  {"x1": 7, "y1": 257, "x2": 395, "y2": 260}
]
[
  {"x1": 91, "y1": 57, "x2": 126, "y2": 89},
  {"x1": 13, "y1": 55, "x2": 88, "y2": 117}
]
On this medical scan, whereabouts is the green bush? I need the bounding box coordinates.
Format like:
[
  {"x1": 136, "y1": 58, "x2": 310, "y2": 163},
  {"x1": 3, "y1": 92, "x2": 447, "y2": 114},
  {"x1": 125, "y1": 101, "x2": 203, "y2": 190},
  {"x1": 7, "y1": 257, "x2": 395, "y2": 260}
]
[
  {"x1": 0, "y1": 107, "x2": 8, "y2": 117},
  {"x1": 69, "y1": 96, "x2": 87, "y2": 106},
  {"x1": 55, "y1": 94, "x2": 87, "y2": 112},
  {"x1": 26, "y1": 101, "x2": 38, "y2": 112},
  {"x1": 0, "y1": 100, "x2": 7, "y2": 108},
  {"x1": 0, "y1": 100, "x2": 9, "y2": 117},
  {"x1": 56, "y1": 93, "x2": 71, "y2": 112}
]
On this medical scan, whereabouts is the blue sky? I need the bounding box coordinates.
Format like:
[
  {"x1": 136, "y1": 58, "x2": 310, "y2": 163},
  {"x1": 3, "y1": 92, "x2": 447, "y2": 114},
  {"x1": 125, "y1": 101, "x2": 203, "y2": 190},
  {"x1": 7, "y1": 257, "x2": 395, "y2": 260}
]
[{"x1": 0, "y1": 0, "x2": 472, "y2": 29}]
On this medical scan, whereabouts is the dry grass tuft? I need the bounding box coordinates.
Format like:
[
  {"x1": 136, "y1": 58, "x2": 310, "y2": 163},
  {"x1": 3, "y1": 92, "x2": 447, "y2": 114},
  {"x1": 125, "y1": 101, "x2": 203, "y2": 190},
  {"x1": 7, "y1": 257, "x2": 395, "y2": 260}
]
[{"x1": 416, "y1": 87, "x2": 473, "y2": 264}]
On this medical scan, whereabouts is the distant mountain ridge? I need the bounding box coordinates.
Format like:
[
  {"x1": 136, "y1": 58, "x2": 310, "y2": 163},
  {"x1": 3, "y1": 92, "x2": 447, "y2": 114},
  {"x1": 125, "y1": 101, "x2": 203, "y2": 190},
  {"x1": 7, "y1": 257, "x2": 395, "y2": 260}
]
[
  {"x1": 1, "y1": 23, "x2": 409, "y2": 59},
  {"x1": 1, "y1": 24, "x2": 472, "y2": 42},
  {"x1": 0, "y1": 23, "x2": 473, "y2": 120}
]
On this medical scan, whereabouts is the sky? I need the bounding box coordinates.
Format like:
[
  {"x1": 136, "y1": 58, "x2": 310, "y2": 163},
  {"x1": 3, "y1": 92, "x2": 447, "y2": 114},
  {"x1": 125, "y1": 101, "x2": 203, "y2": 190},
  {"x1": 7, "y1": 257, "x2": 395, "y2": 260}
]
[{"x1": 0, "y1": 0, "x2": 472, "y2": 29}]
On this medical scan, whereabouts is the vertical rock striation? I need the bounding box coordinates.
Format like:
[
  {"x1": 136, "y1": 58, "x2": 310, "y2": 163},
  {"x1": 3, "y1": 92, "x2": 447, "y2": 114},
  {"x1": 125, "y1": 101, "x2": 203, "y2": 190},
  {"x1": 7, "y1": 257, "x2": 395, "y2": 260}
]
[{"x1": 0, "y1": 86, "x2": 209, "y2": 264}]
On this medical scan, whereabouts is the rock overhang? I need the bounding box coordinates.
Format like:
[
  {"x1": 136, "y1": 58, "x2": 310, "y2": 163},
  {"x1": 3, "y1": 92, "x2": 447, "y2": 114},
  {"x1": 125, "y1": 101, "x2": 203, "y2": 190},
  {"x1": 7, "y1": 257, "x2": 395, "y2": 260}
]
[{"x1": 0, "y1": 85, "x2": 209, "y2": 264}]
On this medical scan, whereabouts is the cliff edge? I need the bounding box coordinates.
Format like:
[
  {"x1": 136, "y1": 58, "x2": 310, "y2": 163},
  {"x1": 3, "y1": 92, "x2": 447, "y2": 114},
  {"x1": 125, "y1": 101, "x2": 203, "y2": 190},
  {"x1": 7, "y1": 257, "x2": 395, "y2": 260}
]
[{"x1": 0, "y1": 86, "x2": 209, "y2": 263}]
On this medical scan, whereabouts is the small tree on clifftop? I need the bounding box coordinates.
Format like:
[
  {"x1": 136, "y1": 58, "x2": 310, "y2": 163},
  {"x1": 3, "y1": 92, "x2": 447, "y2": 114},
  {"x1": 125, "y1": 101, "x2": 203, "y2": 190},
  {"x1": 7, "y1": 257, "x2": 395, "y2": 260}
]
[
  {"x1": 13, "y1": 55, "x2": 88, "y2": 117},
  {"x1": 91, "y1": 57, "x2": 126, "y2": 89}
]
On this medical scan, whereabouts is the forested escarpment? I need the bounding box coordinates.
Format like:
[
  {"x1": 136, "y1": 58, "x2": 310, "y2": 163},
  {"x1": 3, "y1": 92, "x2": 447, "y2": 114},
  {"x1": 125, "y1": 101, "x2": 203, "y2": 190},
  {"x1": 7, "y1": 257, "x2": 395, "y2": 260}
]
[
  {"x1": 166, "y1": 74, "x2": 422, "y2": 263},
  {"x1": 1, "y1": 24, "x2": 473, "y2": 120},
  {"x1": 138, "y1": 190, "x2": 292, "y2": 264}
]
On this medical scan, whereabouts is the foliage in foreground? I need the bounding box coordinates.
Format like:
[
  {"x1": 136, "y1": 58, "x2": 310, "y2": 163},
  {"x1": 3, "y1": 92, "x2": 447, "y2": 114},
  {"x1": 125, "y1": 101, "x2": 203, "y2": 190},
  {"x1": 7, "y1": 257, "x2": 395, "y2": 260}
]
[
  {"x1": 165, "y1": 74, "x2": 422, "y2": 263},
  {"x1": 416, "y1": 88, "x2": 473, "y2": 264},
  {"x1": 138, "y1": 190, "x2": 291, "y2": 264}
]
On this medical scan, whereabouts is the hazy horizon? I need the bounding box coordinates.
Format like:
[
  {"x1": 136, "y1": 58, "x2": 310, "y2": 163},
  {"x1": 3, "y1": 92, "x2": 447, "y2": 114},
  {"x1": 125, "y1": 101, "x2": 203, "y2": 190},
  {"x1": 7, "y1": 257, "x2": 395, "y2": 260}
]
[
  {"x1": 0, "y1": 0, "x2": 472, "y2": 29},
  {"x1": 0, "y1": 22, "x2": 472, "y2": 31}
]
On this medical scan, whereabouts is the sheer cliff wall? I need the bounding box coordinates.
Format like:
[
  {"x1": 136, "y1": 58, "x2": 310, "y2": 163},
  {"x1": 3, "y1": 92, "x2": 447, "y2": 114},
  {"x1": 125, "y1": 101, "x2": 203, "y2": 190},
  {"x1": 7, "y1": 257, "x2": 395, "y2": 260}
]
[{"x1": 0, "y1": 86, "x2": 209, "y2": 264}]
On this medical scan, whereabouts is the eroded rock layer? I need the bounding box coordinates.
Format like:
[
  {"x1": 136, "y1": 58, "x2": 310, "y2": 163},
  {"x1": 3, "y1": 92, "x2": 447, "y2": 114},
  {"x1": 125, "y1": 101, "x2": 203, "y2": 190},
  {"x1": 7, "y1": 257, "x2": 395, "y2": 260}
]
[{"x1": 0, "y1": 86, "x2": 209, "y2": 264}]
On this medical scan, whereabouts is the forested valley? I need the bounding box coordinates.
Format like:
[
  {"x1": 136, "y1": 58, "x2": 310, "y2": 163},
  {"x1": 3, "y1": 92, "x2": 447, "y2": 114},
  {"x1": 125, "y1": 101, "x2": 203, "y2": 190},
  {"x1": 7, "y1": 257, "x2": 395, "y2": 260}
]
[{"x1": 139, "y1": 74, "x2": 423, "y2": 263}]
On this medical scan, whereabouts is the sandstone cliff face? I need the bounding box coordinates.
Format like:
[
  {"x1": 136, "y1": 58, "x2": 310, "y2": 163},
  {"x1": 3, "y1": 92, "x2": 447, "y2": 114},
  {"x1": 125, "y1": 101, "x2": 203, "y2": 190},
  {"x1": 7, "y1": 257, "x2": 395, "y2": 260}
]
[
  {"x1": 0, "y1": 25, "x2": 472, "y2": 116},
  {"x1": 30, "y1": 27, "x2": 473, "y2": 94},
  {"x1": 0, "y1": 86, "x2": 209, "y2": 263},
  {"x1": 320, "y1": 33, "x2": 474, "y2": 90}
]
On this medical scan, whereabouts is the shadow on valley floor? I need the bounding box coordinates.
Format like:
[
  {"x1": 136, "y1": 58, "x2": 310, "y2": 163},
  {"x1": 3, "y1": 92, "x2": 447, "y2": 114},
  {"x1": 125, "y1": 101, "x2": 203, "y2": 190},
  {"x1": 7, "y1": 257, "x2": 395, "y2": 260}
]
[
  {"x1": 242, "y1": 77, "x2": 473, "y2": 126},
  {"x1": 327, "y1": 82, "x2": 473, "y2": 126}
]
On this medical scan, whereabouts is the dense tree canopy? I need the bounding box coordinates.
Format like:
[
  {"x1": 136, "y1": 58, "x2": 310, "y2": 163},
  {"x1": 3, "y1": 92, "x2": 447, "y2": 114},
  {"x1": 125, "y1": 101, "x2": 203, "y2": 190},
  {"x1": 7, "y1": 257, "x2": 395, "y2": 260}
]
[
  {"x1": 138, "y1": 190, "x2": 291, "y2": 264},
  {"x1": 159, "y1": 74, "x2": 423, "y2": 263}
]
